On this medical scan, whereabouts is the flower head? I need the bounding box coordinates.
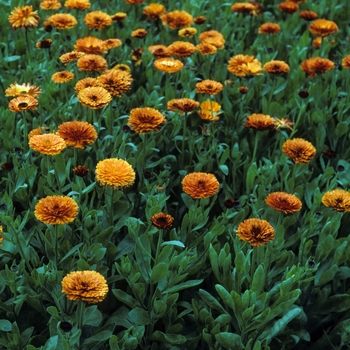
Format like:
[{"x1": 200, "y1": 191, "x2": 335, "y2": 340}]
[
  {"x1": 143, "y1": 4, "x2": 166, "y2": 20},
  {"x1": 236, "y1": 218, "x2": 274, "y2": 247},
  {"x1": 282, "y1": 138, "x2": 316, "y2": 164},
  {"x1": 28, "y1": 126, "x2": 50, "y2": 139},
  {"x1": 309, "y1": 19, "x2": 338, "y2": 37},
  {"x1": 77, "y1": 54, "x2": 108, "y2": 72},
  {"x1": 148, "y1": 45, "x2": 170, "y2": 58},
  {"x1": 300, "y1": 57, "x2": 335, "y2": 78},
  {"x1": 62, "y1": 271, "x2": 108, "y2": 304},
  {"x1": 36, "y1": 39, "x2": 53, "y2": 49},
  {"x1": 244, "y1": 114, "x2": 275, "y2": 130},
  {"x1": 40, "y1": 0, "x2": 62, "y2": 10},
  {"x1": 45, "y1": 13, "x2": 77, "y2": 29},
  {"x1": 265, "y1": 192, "x2": 302, "y2": 213},
  {"x1": 57, "y1": 121, "x2": 97, "y2": 149},
  {"x1": 151, "y1": 213, "x2": 174, "y2": 230},
  {"x1": 194, "y1": 16, "x2": 206, "y2": 24},
  {"x1": 167, "y1": 41, "x2": 197, "y2": 58},
  {"x1": 6, "y1": 82, "x2": 41, "y2": 98},
  {"x1": 74, "y1": 36, "x2": 107, "y2": 55},
  {"x1": 161, "y1": 10, "x2": 193, "y2": 29},
  {"x1": 322, "y1": 189, "x2": 350, "y2": 212},
  {"x1": 196, "y1": 43, "x2": 217, "y2": 55},
  {"x1": 95, "y1": 158, "x2": 135, "y2": 189},
  {"x1": 227, "y1": 54, "x2": 262, "y2": 77},
  {"x1": 128, "y1": 107, "x2": 166, "y2": 134},
  {"x1": 52, "y1": 71, "x2": 74, "y2": 83},
  {"x1": 178, "y1": 27, "x2": 197, "y2": 38},
  {"x1": 167, "y1": 98, "x2": 199, "y2": 113},
  {"x1": 342, "y1": 55, "x2": 350, "y2": 69},
  {"x1": 154, "y1": 58, "x2": 184, "y2": 73},
  {"x1": 263, "y1": 60, "x2": 290, "y2": 74},
  {"x1": 103, "y1": 39, "x2": 122, "y2": 50},
  {"x1": 182, "y1": 172, "x2": 220, "y2": 199},
  {"x1": 29, "y1": 134, "x2": 67, "y2": 155},
  {"x1": 78, "y1": 87, "x2": 112, "y2": 109},
  {"x1": 132, "y1": 29, "x2": 148, "y2": 38},
  {"x1": 73, "y1": 165, "x2": 89, "y2": 177},
  {"x1": 111, "y1": 12, "x2": 127, "y2": 21},
  {"x1": 97, "y1": 70, "x2": 132, "y2": 97},
  {"x1": 74, "y1": 78, "x2": 100, "y2": 92},
  {"x1": 258, "y1": 23, "x2": 280, "y2": 34},
  {"x1": 8, "y1": 96, "x2": 38, "y2": 112},
  {"x1": 35, "y1": 195, "x2": 78, "y2": 225},
  {"x1": 278, "y1": 1, "x2": 299, "y2": 14},
  {"x1": 299, "y1": 10, "x2": 318, "y2": 21},
  {"x1": 196, "y1": 80, "x2": 223, "y2": 95},
  {"x1": 0, "y1": 226, "x2": 3, "y2": 246},
  {"x1": 199, "y1": 30, "x2": 225, "y2": 49},
  {"x1": 65, "y1": 0, "x2": 91, "y2": 10},
  {"x1": 84, "y1": 11, "x2": 112, "y2": 30},
  {"x1": 9, "y1": 6, "x2": 39, "y2": 29},
  {"x1": 231, "y1": 3, "x2": 256, "y2": 14},
  {"x1": 198, "y1": 101, "x2": 221, "y2": 121},
  {"x1": 60, "y1": 51, "x2": 85, "y2": 64}
]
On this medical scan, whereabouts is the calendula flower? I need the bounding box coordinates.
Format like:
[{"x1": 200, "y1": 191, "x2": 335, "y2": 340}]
[
  {"x1": 299, "y1": 10, "x2": 318, "y2": 21},
  {"x1": 151, "y1": 213, "x2": 174, "y2": 230},
  {"x1": 244, "y1": 113, "x2": 275, "y2": 130},
  {"x1": 77, "y1": 54, "x2": 108, "y2": 72},
  {"x1": 132, "y1": 48, "x2": 144, "y2": 66},
  {"x1": 128, "y1": 107, "x2": 166, "y2": 134},
  {"x1": 196, "y1": 80, "x2": 223, "y2": 95},
  {"x1": 265, "y1": 192, "x2": 302, "y2": 213},
  {"x1": 196, "y1": 43, "x2": 217, "y2": 55},
  {"x1": 84, "y1": 11, "x2": 112, "y2": 30},
  {"x1": 167, "y1": 98, "x2": 199, "y2": 113},
  {"x1": 65, "y1": 0, "x2": 91, "y2": 10},
  {"x1": 194, "y1": 16, "x2": 206, "y2": 24},
  {"x1": 131, "y1": 29, "x2": 147, "y2": 38},
  {"x1": 258, "y1": 23, "x2": 281, "y2": 34},
  {"x1": 322, "y1": 189, "x2": 350, "y2": 212},
  {"x1": 198, "y1": 100, "x2": 222, "y2": 122},
  {"x1": 8, "y1": 96, "x2": 38, "y2": 112},
  {"x1": 278, "y1": 1, "x2": 299, "y2": 14},
  {"x1": 74, "y1": 78, "x2": 100, "y2": 92},
  {"x1": 199, "y1": 30, "x2": 225, "y2": 49},
  {"x1": 61, "y1": 271, "x2": 108, "y2": 304},
  {"x1": 309, "y1": 19, "x2": 338, "y2": 37},
  {"x1": 239, "y1": 86, "x2": 249, "y2": 94},
  {"x1": 8, "y1": 6, "x2": 40, "y2": 29},
  {"x1": 40, "y1": 0, "x2": 61, "y2": 10},
  {"x1": 143, "y1": 3, "x2": 166, "y2": 20},
  {"x1": 0, "y1": 226, "x2": 3, "y2": 246},
  {"x1": 57, "y1": 121, "x2": 97, "y2": 149},
  {"x1": 342, "y1": 55, "x2": 350, "y2": 69},
  {"x1": 78, "y1": 87, "x2": 112, "y2": 109},
  {"x1": 36, "y1": 39, "x2": 53, "y2": 49},
  {"x1": 35, "y1": 195, "x2": 78, "y2": 225},
  {"x1": 52, "y1": 71, "x2": 74, "y2": 83},
  {"x1": 103, "y1": 39, "x2": 122, "y2": 50},
  {"x1": 112, "y1": 64, "x2": 131, "y2": 73},
  {"x1": 73, "y1": 165, "x2": 89, "y2": 177},
  {"x1": 148, "y1": 45, "x2": 170, "y2": 58},
  {"x1": 312, "y1": 37, "x2": 322, "y2": 49},
  {"x1": 60, "y1": 51, "x2": 85, "y2": 64},
  {"x1": 28, "y1": 126, "x2": 49, "y2": 139},
  {"x1": 300, "y1": 57, "x2": 335, "y2": 78},
  {"x1": 227, "y1": 54, "x2": 262, "y2": 77},
  {"x1": 178, "y1": 27, "x2": 197, "y2": 38},
  {"x1": 97, "y1": 70, "x2": 132, "y2": 97},
  {"x1": 167, "y1": 41, "x2": 197, "y2": 58},
  {"x1": 125, "y1": 0, "x2": 144, "y2": 3},
  {"x1": 182, "y1": 172, "x2": 220, "y2": 199},
  {"x1": 74, "y1": 36, "x2": 107, "y2": 55},
  {"x1": 95, "y1": 158, "x2": 135, "y2": 189},
  {"x1": 282, "y1": 138, "x2": 316, "y2": 164},
  {"x1": 263, "y1": 60, "x2": 290, "y2": 74},
  {"x1": 161, "y1": 10, "x2": 193, "y2": 29},
  {"x1": 111, "y1": 12, "x2": 127, "y2": 21},
  {"x1": 236, "y1": 218, "x2": 275, "y2": 247},
  {"x1": 29, "y1": 134, "x2": 66, "y2": 155},
  {"x1": 231, "y1": 3, "x2": 256, "y2": 14},
  {"x1": 154, "y1": 58, "x2": 184, "y2": 73},
  {"x1": 45, "y1": 13, "x2": 77, "y2": 29},
  {"x1": 5, "y1": 82, "x2": 41, "y2": 98}
]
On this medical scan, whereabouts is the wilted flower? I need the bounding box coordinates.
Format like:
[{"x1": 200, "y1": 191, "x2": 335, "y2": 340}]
[
  {"x1": 198, "y1": 101, "x2": 221, "y2": 121},
  {"x1": 65, "y1": 0, "x2": 91, "y2": 10},
  {"x1": 128, "y1": 107, "x2": 166, "y2": 134},
  {"x1": 263, "y1": 60, "x2": 290, "y2": 74},
  {"x1": 131, "y1": 29, "x2": 148, "y2": 38},
  {"x1": 8, "y1": 6, "x2": 39, "y2": 29},
  {"x1": 151, "y1": 213, "x2": 174, "y2": 229},
  {"x1": 74, "y1": 36, "x2": 107, "y2": 55},
  {"x1": 182, "y1": 172, "x2": 220, "y2": 199},
  {"x1": 277, "y1": 1, "x2": 299, "y2": 14},
  {"x1": 97, "y1": 70, "x2": 132, "y2": 97},
  {"x1": 5, "y1": 82, "x2": 41, "y2": 98},
  {"x1": 258, "y1": 23, "x2": 281, "y2": 34},
  {"x1": 73, "y1": 165, "x2": 89, "y2": 177},
  {"x1": 299, "y1": 10, "x2": 318, "y2": 21},
  {"x1": 35, "y1": 195, "x2": 78, "y2": 224},
  {"x1": 161, "y1": 10, "x2": 193, "y2": 29},
  {"x1": 142, "y1": 3, "x2": 166, "y2": 20},
  {"x1": 52, "y1": 71, "x2": 74, "y2": 83},
  {"x1": 244, "y1": 113, "x2": 275, "y2": 130},
  {"x1": 45, "y1": 13, "x2": 77, "y2": 29},
  {"x1": 282, "y1": 138, "x2": 316, "y2": 164},
  {"x1": 154, "y1": 58, "x2": 184, "y2": 73},
  {"x1": 84, "y1": 11, "x2": 112, "y2": 30},
  {"x1": 78, "y1": 87, "x2": 112, "y2": 109},
  {"x1": 309, "y1": 19, "x2": 338, "y2": 37},
  {"x1": 199, "y1": 30, "x2": 225, "y2": 49},
  {"x1": 265, "y1": 192, "x2": 302, "y2": 213},
  {"x1": 36, "y1": 39, "x2": 53, "y2": 49},
  {"x1": 61, "y1": 271, "x2": 108, "y2": 304},
  {"x1": 167, "y1": 41, "x2": 197, "y2": 58},
  {"x1": 196, "y1": 80, "x2": 223, "y2": 95},
  {"x1": 60, "y1": 51, "x2": 85, "y2": 64},
  {"x1": 1, "y1": 162, "x2": 14, "y2": 171},
  {"x1": 29, "y1": 134, "x2": 66, "y2": 155},
  {"x1": 40, "y1": 0, "x2": 62, "y2": 10},
  {"x1": 300, "y1": 57, "x2": 335, "y2": 78},
  {"x1": 236, "y1": 218, "x2": 275, "y2": 247},
  {"x1": 196, "y1": 43, "x2": 217, "y2": 55},
  {"x1": 95, "y1": 158, "x2": 135, "y2": 189},
  {"x1": 8, "y1": 96, "x2": 38, "y2": 112},
  {"x1": 148, "y1": 45, "x2": 170, "y2": 58},
  {"x1": 57, "y1": 121, "x2": 97, "y2": 149},
  {"x1": 322, "y1": 189, "x2": 350, "y2": 212},
  {"x1": 167, "y1": 98, "x2": 199, "y2": 113},
  {"x1": 342, "y1": 55, "x2": 350, "y2": 69},
  {"x1": 227, "y1": 54, "x2": 262, "y2": 77},
  {"x1": 77, "y1": 54, "x2": 108, "y2": 72},
  {"x1": 178, "y1": 27, "x2": 197, "y2": 38},
  {"x1": 238, "y1": 86, "x2": 249, "y2": 94}
]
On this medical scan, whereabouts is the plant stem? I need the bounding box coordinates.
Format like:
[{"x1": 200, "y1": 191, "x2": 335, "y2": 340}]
[{"x1": 180, "y1": 112, "x2": 188, "y2": 169}]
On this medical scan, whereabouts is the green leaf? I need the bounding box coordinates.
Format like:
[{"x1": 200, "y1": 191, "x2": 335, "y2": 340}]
[
  {"x1": 252, "y1": 265, "x2": 265, "y2": 295},
  {"x1": 150, "y1": 262, "x2": 168, "y2": 284},
  {"x1": 219, "y1": 164, "x2": 229, "y2": 176},
  {"x1": 161, "y1": 240, "x2": 185, "y2": 248},
  {"x1": 164, "y1": 279, "x2": 203, "y2": 294},
  {"x1": 215, "y1": 332, "x2": 244, "y2": 349},
  {"x1": 83, "y1": 305, "x2": 102, "y2": 326},
  {"x1": 128, "y1": 307, "x2": 151, "y2": 326},
  {"x1": 44, "y1": 335, "x2": 58, "y2": 350},
  {"x1": 148, "y1": 331, "x2": 187, "y2": 344},
  {"x1": 318, "y1": 294, "x2": 350, "y2": 313},
  {"x1": 112, "y1": 289, "x2": 138, "y2": 309},
  {"x1": 84, "y1": 330, "x2": 113, "y2": 345},
  {"x1": 0, "y1": 320, "x2": 12, "y2": 331}
]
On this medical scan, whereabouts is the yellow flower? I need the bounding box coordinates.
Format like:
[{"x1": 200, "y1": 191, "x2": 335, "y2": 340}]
[
  {"x1": 29, "y1": 134, "x2": 66, "y2": 155},
  {"x1": 8, "y1": 6, "x2": 39, "y2": 29},
  {"x1": 322, "y1": 189, "x2": 350, "y2": 212}
]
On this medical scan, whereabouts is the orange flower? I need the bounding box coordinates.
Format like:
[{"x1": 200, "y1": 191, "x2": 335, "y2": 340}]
[
  {"x1": 131, "y1": 29, "x2": 148, "y2": 38},
  {"x1": 299, "y1": 10, "x2": 318, "y2": 21},
  {"x1": 52, "y1": 71, "x2": 74, "y2": 83},
  {"x1": 61, "y1": 271, "x2": 108, "y2": 304},
  {"x1": 45, "y1": 13, "x2": 77, "y2": 29},
  {"x1": 263, "y1": 60, "x2": 290, "y2": 74},
  {"x1": 309, "y1": 19, "x2": 338, "y2": 37},
  {"x1": 84, "y1": 11, "x2": 112, "y2": 30},
  {"x1": 8, "y1": 96, "x2": 38, "y2": 112},
  {"x1": 277, "y1": 1, "x2": 299, "y2": 14},
  {"x1": 227, "y1": 54, "x2": 262, "y2": 77},
  {"x1": 111, "y1": 64, "x2": 131, "y2": 73},
  {"x1": 198, "y1": 100, "x2": 221, "y2": 122},
  {"x1": 196, "y1": 43, "x2": 217, "y2": 55},
  {"x1": 74, "y1": 36, "x2": 107, "y2": 55},
  {"x1": 40, "y1": 0, "x2": 61, "y2": 10},
  {"x1": 0, "y1": 226, "x2": 3, "y2": 247},
  {"x1": 244, "y1": 114, "x2": 275, "y2": 130},
  {"x1": 182, "y1": 172, "x2": 220, "y2": 199},
  {"x1": 5, "y1": 82, "x2": 41, "y2": 98},
  {"x1": 73, "y1": 165, "x2": 89, "y2": 177},
  {"x1": 142, "y1": 3, "x2": 166, "y2": 20},
  {"x1": 265, "y1": 192, "x2": 302, "y2": 213},
  {"x1": 77, "y1": 54, "x2": 108, "y2": 72},
  {"x1": 78, "y1": 87, "x2": 112, "y2": 109},
  {"x1": 29, "y1": 134, "x2": 66, "y2": 155},
  {"x1": 103, "y1": 39, "x2": 122, "y2": 50},
  {"x1": 35, "y1": 195, "x2": 78, "y2": 225},
  {"x1": 36, "y1": 39, "x2": 53, "y2": 49},
  {"x1": 8, "y1": 6, "x2": 39, "y2": 29},
  {"x1": 128, "y1": 107, "x2": 166, "y2": 134},
  {"x1": 74, "y1": 78, "x2": 100, "y2": 93},
  {"x1": 300, "y1": 57, "x2": 335, "y2": 78},
  {"x1": 167, "y1": 98, "x2": 199, "y2": 113},
  {"x1": 60, "y1": 51, "x2": 85, "y2": 64},
  {"x1": 167, "y1": 41, "x2": 197, "y2": 58},
  {"x1": 231, "y1": 3, "x2": 256, "y2": 14},
  {"x1": 161, "y1": 10, "x2": 193, "y2": 29},
  {"x1": 196, "y1": 80, "x2": 223, "y2": 95},
  {"x1": 154, "y1": 58, "x2": 184, "y2": 73},
  {"x1": 258, "y1": 23, "x2": 280, "y2": 34},
  {"x1": 57, "y1": 121, "x2": 97, "y2": 149},
  {"x1": 151, "y1": 213, "x2": 174, "y2": 230},
  {"x1": 342, "y1": 55, "x2": 350, "y2": 69},
  {"x1": 148, "y1": 45, "x2": 170, "y2": 58},
  {"x1": 125, "y1": 0, "x2": 144, "y2": 3},
  {"x1": 95, "y1": 158, "x2": 135, "y2": 189},
  {"x1": 65, "y1": 0, "x2": 91, "y2": 10},
  {"x1": 28, "y1": 126, "x2": 49, "y2": 139},
  {"x1": 97, "y1": 70, "x2": 132, "y2": 97},
  {"x1": 312, "y1": 37, "x2": 322, "y2": 49},
  {"x1": 111, "y1": 12, "x2": 127, "y2": 21},
  {"x1": 282, "y1": 138, "x2": 316, "y2": 164},
  {"x1": 178, "y1": 27, "x2": 197, "y2": 38},
  {"x1": 322, "y1": 189, "x2": 350, "y2": 212},
  {"x1": 199, "y1": 30, "x2": 225, "y2": 49},
  {"x1": 236, "y1": 218, "x2": 274, "y2": 247},
  {"x1": 194, "y1": 16, "x2": 206, "y2": 24}
]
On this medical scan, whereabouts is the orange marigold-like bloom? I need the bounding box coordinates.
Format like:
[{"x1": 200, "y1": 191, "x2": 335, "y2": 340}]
[
  {"x1": 182, "y1": 172, "x2": 220, "y2": 199},
  {"x1": 236, "y1": 218, "x2": 275, "y2": 247},
  {"x1": 5, "y1": 82, "x2": 41, "y2": 98},
  {"x1": 309, "y1": 19, "x2": 338, "y2": 37},
  {"x1": 198, "y1": 100, "x2": 221, "y2": 122},
  {"x1": 112, "y1": 64, "x2": 131, "y2": 73},
  {"x1": 8, "y1": 6, "x2": 39, "y2": 29},
  {"x1": 65, "y1": 0, "x2": 91, "y2": 10},
  {"x1": 36, "y1": 39, "x2": 52, "y2": 49},
  {"x1": 263, "y1": 60, "x2": 290, "y2": 74},
  {"x1": 111, "y1": 12, "x2": 127, "y2": 21},
  {"x1": 227, "y1": 54, "x2": 262, "y2": 77},
  {"x1": 45, "y1": 13, "x2": 77, "y2": 29},
  {"x1": 277, "y1": 1, "x2": 299, "y2": 13},
  {"x1": 125, "y1": 0, "x2": 144, "y2": 3},
  {"x1": 97, "y1": 70, "x2": 132, "y2": 97},
  {"x1": 29, "y1": 134, "x2": 67, "y2": 155},
  {"x1": 312, "y1": 37, "x2": 322, "y2": 49},
  {"x1": 196, "y1": 43, "x2": 217, "y2": 55},
  {"x1": 57, "y1": 121, "x2": 97, "y2": 149},
  {"x1": 84, "y1": 11, "x2": 112, "y2": 30},
  {"x1": 131, "y1": 29, "x2": 147, "y2": 38},
  {"x1": 40, "y1": 0, "x2": 61, "y2": 10},
  {"x1": 282, "y1": 138, "x2": 316, "y2": 164},
  {"x1": 62, "y1": 271, "x2": 108, "y2": 304},
  {"x1": 342, "y1": 55, "x2": 350, "y2": 69},
  {"x1": 161, "y1": 10, "x2": 193, "y2": 29},
  {"x1": 35, "y1": 195, "x2": 78, "y2": 225},
  {"x1": 178, "y1": 27, "x2": 197, "y2": 38},
  {"x1": 143, "y1": 3, "x2": 166, "y2": 20},
  {"x1": 95, "y1": 158, "x2": 136, "y2": 189},
  {"x1": 167, "y1": 98, "x2": 199, "y2": 113},
  {"x1": 265, "y1": 192, "x2": 302, "y2": 213},
  {"x1": 103, "y1": 38, "x2": 122, "y2": 50},
  {"x1": 28, "y1": 126, "x2": 49, "y2": 139},
  {"x1": 52, "y1": 71, "x2": 74, "y2": 83},
  {"x1": 128, "y1": 107, "x2": 166, "y2": 134},
  {"x1": 77, "y1": 54, "x2": 108, "y2": 72},
  {"x1": 60, "y1": 51, "x2": 85, "y2": 64},
  {"x1": 258, "y1": 23, "x2": 280, "y2": 34},
  {"x1": 74, "y1": 78, "x2": 100, "y2": 92},
  {"x1": 196, "y1": 80, "x2": 223, "y2": 95},
  {"x1": 194, "y1": 16, "x2": 206, "y2": 24},
  {"x1": 74, "y1": 36, "x2": 107, "y2": 55},
  {"x1": 167, "y1": 41, "x2": 197, "y2": 58},
  {"x1": 154, "y1": 58, "x2": 184, "y2": 73},
  {"x1": 322, "y1": 189, "x2": 350, "y2": 212},
  {"x1": 78, "y1": 87, "x2": 112, "y2": 109},
  {"x1": 244, "y1": 113, "x2": 275, "y2": 130},
  {"x1": 300, "y1": 57, "x2": 335, "y2": 78},
  {"x1": 299, "y1": 10, "x2": 318, "y2": 21},
  {"x1": 8, "y1": 96, "x2": 38, "y2": 112},
  {"x1": 73, "y1": 165, "x2": 89, "y2": 177},
  {"x1": 151, "y1": 213, "x2": 174, "y2": 230},
  {"x1": 199, "y1": 30, "x2": 225, "y2": 49},
  {"x1": 231, "y1": 3, "x2": 256, "y2": 13},
  {"x1": 148, "y1": 45, "x2": 170, "y2": 58}
]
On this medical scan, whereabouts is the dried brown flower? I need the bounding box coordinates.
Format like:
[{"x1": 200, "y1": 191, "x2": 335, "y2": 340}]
[
  {"x1": 277, "y1": 1, "x2": 299, "y2": 14},
  {"x1": 97, "y1": 70, "x2": 132, "y2": 97},
  {"x1": 65, "y1": 0, "x2": 91, "y2": 10},
  {"x1": 8, "y1": 6, "x2": 39, "y2": 29},
  {"x1": 258, "y1": 23, "x2": 280, "y2": 34},
  {"x1": 29, "y1": 134, "x2": 66, "y2": 155},
  {"x1": 161, "y1": 10, "x2": 193, "y2": 29},
  {"x1": 167, "y1": 98, "x2": 199, "y2": 113},
  {"x1": 74, "y1": 36, "x2": 107, "y2": 55},
  {"x1": 167, "y1": 41, "x2": 197, "y2": 58},
  {"x1": 128, "y1": 107, "x2": 166, "y2": 134},
  {"x1": 8, "y1": 96, "x2": 38, "y2": 112},
  {"x1": 1, "y1": 162, "x2": 14, "y2": 171},
  {"x1": 84, "y1": 11, "x2": 112, "y2": 30},
  {"x1": 227, "y1": 54, "x2": 262, "y2": 77},
  {"x1": 45, "y1": 13, "x2": 77, "y2": 29},
  {"x1": 154, "y1": 58, "x2": 184, "y2": 73},
  {"x1": 299, "y1": 10, "x2": 318, "y2": 21},
  {"x1": 238, "y1": 86, "x2": 249, "y2": 94},
  {"x1": 282, "y1": 138, "x2": 316, "y2": 164},
  {"x1": 143, "y1": 3, "x2": 166, "y2": 20},
  {"x1": 36, "y1": 39, "x2": 53, "y2": 49},
  {"x1": 151, "y1": 213, "x2": 174, "y2": 230},
  {"x1": 182, "y1": 172, "x2": 220, "y2": 199},
  {"x1": 60, "y1": 51, "x2": 85, "y2": 64},
  {"x1": 300, "y1": 57, "x2": 335, "y2": 78},
  {"x1": 244, "y1": 113, "x2": 275, "y2": 130},
  {"x1": 78, "y1": 87, "x2": 112, "y2": 109},
  {"x1": 263, "y1": 60, "x2": 290, "y2": 74},
  {"x1": 309, "y1": 19, "x2": 338, "y2": 37},
  {"x1": 73, "y1": 165, "x2": 89, "y2": 177},
  {"x1": 196, "y1": 80, "x2": 223, "y2": 95},
  {"x1": 77, "y1": 54, "x2": 108, "y2": 72},
  {"x1": 322, "y1": 189, "x2": 350, "y2": 212},
  {"x1": 5, "y1": 82, "x2": 41, "y2": 98},
  {"x1": 52, "y1": 71, "x2": 74, "y2": 83},
  {"x1": 265, "y1": 192, "x2": 302, "y2": 213},
  {"x1": 57, "y1": 121, "x2": 97, "y2": 149}
]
